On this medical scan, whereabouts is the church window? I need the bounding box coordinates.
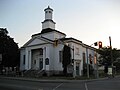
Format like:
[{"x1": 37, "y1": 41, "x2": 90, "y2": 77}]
[
  {"x1": 59, "y1": 51, "x2": 63, "y2": 62},
  {"x1": 45, "y1": 58, "x2": 49, "y2": 65},
  {"x1": 23, "y1": 55, "x2": 25, "y2": 65},
  {"x1": 89, "y1": 54, "x2": 92, "y2": 64},
  {"x1": 49, "y1": 11, "x2": 51, "y2": 13},
  {"x1": 82, "y1": 53, "x2": 86, "y2": 63}
]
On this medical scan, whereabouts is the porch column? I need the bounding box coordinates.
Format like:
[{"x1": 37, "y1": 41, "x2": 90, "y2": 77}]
[
  {"x1": 45, "y1": 47, "x2": 50, "y2": 71},
  {"x1": 43, "y1": 47, "x2": 46, "y2": 70},
  {"x1": 25, "y1": 49, "x2": 29, "y2": 70},
  {"x1": 28, "y1": 50, "x2": 31, "y2": 70},
  {"x1": 79, "y1": 61, "x2": 82, "y2": 76}
]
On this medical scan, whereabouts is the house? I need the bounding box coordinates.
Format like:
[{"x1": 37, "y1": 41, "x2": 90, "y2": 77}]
[{"x1": 20, "y1": 6, "x2": 98, "y2": 77}]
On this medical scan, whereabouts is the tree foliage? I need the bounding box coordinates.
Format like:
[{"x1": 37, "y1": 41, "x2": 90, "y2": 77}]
[
  {"x1": 98, "y1": 47, "x2": 120, "y2": 66},
  {"x1": 0, "y1": 28, "x2": 8, "y2": 37},
  {"x1": 0, "y1": 28, "x2": 19, "y2": 67},
  {"x1": 62, "y1": 45, "x2": 71, "y2": 75}
]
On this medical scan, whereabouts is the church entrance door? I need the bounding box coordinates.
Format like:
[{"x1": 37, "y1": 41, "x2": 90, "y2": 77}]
[{"x1": 39, "y1": 57, "x2": 43, "y2": 70}]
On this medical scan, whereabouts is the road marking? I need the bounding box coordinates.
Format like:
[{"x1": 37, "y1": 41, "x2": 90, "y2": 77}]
[
  {"x1": 85, "y1": 83, "x2": 88, "y2": 90},
  {"x1": 53, "y1": 83, "x2": 63, "y2": 90}
]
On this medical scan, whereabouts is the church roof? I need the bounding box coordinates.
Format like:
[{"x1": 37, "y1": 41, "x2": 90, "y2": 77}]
[
  {"x1": 60, "y1": 37, "x2": 96, "y2": 50},
  {"x1": 60, "y1": 37, "x2": 82, "y2": 43},
  {"x1": 32, "y1": 28, "x2": 66, "y2": 37},
  {"x1": 22, "y1": 35, "x2": 54, "y2": 48},
  {"x1": 44, "y1": 6, "x2": 53, "y2": 11},
  {"x1": 42, "y1": 19, "x2": 56, "y2": 24}
]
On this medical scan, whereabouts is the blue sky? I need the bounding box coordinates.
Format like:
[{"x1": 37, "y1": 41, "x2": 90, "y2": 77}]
[{"x1": 1, "y1": 0, "x2": 120, "y2": 49}]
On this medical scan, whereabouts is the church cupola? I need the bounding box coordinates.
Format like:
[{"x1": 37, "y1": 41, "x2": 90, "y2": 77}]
[
  {"x1": 45, "y1": 6, "x2": 53, "y2": 20},
  {"x1": 42, "y1": 6, "x2": 56, "y2": 30}
]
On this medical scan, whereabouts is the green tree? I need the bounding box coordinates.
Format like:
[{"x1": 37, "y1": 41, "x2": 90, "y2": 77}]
[
  {"x1": 0, "y1": 28, "x2": 19, "y2": 68},
  {"x1": 98, "y1": 47, "x2": 120, "y2": 66},
  {"x1": 98, "y1": 47, "x2": 120, "y2": 73},
  {"x1": 62, "y1": 45, "x2": 71, "y2": 76}
]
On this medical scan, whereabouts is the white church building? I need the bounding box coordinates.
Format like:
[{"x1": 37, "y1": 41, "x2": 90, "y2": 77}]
[{"x1": 20, "y1": 6, "x2": 98, "y2": 77}]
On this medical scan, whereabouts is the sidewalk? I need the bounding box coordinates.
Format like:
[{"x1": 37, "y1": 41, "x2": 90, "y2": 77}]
[{"x1": 0, "y1": 75, "x2": 110, "y2": 83}]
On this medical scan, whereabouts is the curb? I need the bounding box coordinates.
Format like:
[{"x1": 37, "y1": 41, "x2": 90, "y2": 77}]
[{"x1": 0, "y1": 76, "x2": 109, "y2": 83}]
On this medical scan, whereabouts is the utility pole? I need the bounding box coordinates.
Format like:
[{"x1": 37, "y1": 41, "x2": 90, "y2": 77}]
[
  {"x1": 109, "y1": 36, "x2": 113, "y2": 76},
  {"x1": 86, "y1": 48, "x2": 89, "y2": 78}
]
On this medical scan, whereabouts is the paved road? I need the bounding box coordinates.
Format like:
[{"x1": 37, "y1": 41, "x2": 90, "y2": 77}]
[
  {"x1": 0, "y1": 78, "x2": 86, "y2": 90},
  {"x1": 0, "y1": 77, "x2": 120, "y2": 90},
  {"x1": 86, "y1": 78, "x2": 120, "y2": 90}
]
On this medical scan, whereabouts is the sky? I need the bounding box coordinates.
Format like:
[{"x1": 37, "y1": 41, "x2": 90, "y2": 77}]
[{"x1": 1, "y1": 0, "x2": 120, "y2": 49}]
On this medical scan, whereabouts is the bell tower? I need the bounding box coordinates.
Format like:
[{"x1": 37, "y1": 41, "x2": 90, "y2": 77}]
[{"x1": 42, "y1": 6, "x2": 56, "y2": 30}]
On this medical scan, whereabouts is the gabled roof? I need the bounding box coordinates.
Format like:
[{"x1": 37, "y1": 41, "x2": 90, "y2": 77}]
[
  {"x1": 21, "y1": 36, "x2": 54, "y2": 48},
  {"x1": 32, "y1": 28, "x2": 66, "y2": 37}
]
